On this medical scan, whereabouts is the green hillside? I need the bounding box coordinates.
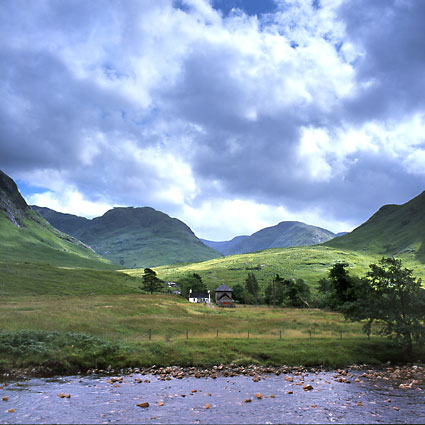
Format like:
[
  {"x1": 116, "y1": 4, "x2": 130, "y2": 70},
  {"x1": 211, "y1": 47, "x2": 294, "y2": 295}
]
[
  {"x1": 32, "y1": 206, "x2": 89, "y2": 238},
  {"x1": 0, "y1": 262, "x2": 140, "y2": 298},
  {"x1": 129, "y1": 246, "x2": 373, "y2": 291},
  {"x1": 203, "y1": 221, "x2": 336, "y2": 255},
  {"x1": 34, "y1": 206, "x2": 221, "y2": 268},
  {"x1": 128, "y1": 244, "x2": 425, "y2": 294},
  {"x1": 0, "y1": 171, "x2": 115, "y2": 269},
  {"x1": 326, "y1": 190, "x2": 425, "y2": 261}
]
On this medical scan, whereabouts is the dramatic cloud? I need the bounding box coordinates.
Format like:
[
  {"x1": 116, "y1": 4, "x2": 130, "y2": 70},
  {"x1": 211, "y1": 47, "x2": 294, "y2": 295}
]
[{"x1": 1, "y1": 0, "x2": 424, "y2": 239}]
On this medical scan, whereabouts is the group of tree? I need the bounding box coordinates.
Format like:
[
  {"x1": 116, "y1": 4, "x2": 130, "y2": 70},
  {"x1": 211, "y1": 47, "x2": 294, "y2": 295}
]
[
  {"x1": 319, "y1": 258, "x2": 425, "y2": 357},
  {"x1": 177, "y1": 273, "x2": 207, "y2": 299},
  {"x1": 232, "y1": 273, "x2": 260, "y2": 304},
  {"x1": 140, "y1": 269, "x2": 208, "y2": 299},
  {"x1": 231, "y1": 272, "x2": 311, "y2": 308},
  {"x1": 264, "y1": 274, "x2": 311, "y2": 308}
]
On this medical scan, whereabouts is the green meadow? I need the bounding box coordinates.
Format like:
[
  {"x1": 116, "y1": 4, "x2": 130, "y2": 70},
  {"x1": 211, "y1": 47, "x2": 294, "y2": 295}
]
[{"x1": 1, "y1": 291, "x2": 424, "y2": 374}]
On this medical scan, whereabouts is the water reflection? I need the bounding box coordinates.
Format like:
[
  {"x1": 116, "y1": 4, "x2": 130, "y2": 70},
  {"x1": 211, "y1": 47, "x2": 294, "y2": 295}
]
[{"x1": 0, "y1": 370, "x2": 424, "y2": 424}]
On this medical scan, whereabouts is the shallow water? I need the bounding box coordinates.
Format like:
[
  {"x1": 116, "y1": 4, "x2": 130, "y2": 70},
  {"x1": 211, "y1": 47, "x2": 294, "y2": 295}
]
[{"x1": 1, "y1": 371, "x2": 424, "y2": 424}]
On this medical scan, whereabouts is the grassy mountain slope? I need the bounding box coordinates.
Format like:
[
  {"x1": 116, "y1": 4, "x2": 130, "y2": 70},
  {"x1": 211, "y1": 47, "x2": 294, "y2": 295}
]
[
  {"x1": 326, "y1": 190, "x2": 425, "y2": 262},
  {"x1": 202, "y1": 221, "x2": 336, "y2": 256},
  {"x1": 34, "y1": 206, "x2": 221, "y2": 268},
  {"x1": 128, "y1": 245, "x2": 391, "y2": 292},
  {"x1": 32, "y1": 206, "x2": 90, "y2": 239},
  {"x1": 0, "y1": 171, "x2": 115, "y2": 269},
  {"x1": 0, "y1": 262, "x2": 140, "y2": 298}
]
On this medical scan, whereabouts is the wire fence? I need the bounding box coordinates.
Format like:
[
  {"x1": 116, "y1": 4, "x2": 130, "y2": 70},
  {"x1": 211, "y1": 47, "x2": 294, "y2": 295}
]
[{"x1": 137, "y1": 328, "x2": 371, "y2": 342}]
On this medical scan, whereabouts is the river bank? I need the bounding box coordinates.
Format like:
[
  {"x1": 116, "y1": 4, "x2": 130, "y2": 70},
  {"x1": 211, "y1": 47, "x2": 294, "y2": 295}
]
[
  {"x1": 2, "y1": 362, "x2": 424, "y2": 388},
  {"x1": 2, "y1": 329, "x2": 425, "y2": 381}
]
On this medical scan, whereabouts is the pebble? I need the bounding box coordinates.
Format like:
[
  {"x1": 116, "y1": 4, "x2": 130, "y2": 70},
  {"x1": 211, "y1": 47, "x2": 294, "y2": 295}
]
[{"x1": 137, "y1": 402, "x2": 149, "y2": 408}]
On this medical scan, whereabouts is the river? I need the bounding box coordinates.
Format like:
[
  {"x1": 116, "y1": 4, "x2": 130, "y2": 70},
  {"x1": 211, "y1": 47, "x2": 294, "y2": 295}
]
[{"x1": 1, "y1": 368, "x2": 424, "y2": 424}]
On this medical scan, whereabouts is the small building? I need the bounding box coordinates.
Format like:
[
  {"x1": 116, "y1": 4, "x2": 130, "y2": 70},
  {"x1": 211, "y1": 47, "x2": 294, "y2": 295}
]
[
  {"x1": 189, "y1": 289, "x2": 211, "y2": 303},
  {"x1": 215, "y1": 284, "x2": 235, "y2": 308}
]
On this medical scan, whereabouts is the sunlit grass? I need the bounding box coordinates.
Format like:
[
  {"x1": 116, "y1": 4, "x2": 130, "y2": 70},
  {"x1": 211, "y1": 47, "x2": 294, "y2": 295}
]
[{"x1": 126, "y1": 245, "x2": 425, "y2": 291}]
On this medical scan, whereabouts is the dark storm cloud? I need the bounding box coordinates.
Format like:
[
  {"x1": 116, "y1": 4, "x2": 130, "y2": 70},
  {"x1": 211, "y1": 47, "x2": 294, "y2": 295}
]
[
  {"x1": 0, "y1": 47, "x2": 140, "y2": 170},
  {"x1": 339, "y1": 0, "x2": 425, "y2": 122}
]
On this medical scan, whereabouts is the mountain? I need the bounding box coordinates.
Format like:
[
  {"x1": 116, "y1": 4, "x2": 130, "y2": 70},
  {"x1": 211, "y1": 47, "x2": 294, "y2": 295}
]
[
  {"x1": 201, "y1": 221, "x2": 336, "y2": 256},
  {"x1": 33, "y1": 206, "x2": 221, "y2": 268},
  {"x1": 0, "y1": 170, "x2": 114, "y2": 268},
  {"x1": 325, "y1": 190, "x2": 425, "y2": 261},
  {"x1": 200, "y1": 235, "x2": 249, "y2": 255}
]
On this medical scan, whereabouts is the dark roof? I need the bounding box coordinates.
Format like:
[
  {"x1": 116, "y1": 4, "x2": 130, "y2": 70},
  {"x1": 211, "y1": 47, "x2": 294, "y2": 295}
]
[
  {"x1": 215, "y1": 284, "x2": 233, "y2": 292},
  {"x1": 190, "y1": 291, "x2": 209, "y2": 298}
]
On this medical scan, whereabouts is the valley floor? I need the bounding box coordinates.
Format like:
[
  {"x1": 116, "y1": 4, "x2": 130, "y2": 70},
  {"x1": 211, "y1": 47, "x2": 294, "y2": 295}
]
[{"x1": 1, "y1": 294, "x2": 424, "y2": 376}]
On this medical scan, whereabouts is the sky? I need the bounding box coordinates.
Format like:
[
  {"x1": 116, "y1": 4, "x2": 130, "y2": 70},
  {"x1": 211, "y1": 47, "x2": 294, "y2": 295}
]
[{"x1": 1, "y1": 0, "x2": 425, "y2": 241}]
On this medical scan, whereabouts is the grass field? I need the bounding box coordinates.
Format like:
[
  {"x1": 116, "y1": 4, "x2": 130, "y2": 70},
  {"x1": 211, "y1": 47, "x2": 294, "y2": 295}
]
[
  {"x1": 1, "y1": 293, "x2": 424, "y2": 373},
  {"x1": 127, "y1": 245, "x2": 425, "y2": 292},
  {"x1": 0, "y1": 262, "x2": 141, "y2": 299},
  {"x1": 1, "y1": 243, "x2": 424, "y2": 375}
]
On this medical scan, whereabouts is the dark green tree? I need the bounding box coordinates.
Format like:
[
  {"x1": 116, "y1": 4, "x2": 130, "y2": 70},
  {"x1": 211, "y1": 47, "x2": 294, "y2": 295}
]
[
  {"x1": 282, "y1": 278, "x2": 311, "y2": 308},
  {"x1": 141, "y1": 268, "x2": 163, "y2": 294},
  {"x1": 232, "y1": 283, "x2": 246, "y2": 304},
  {"x1": 346, "y1": 257, "x2": 425, "y2": 358},
  {"x1": 244, "y1": 272, "x2": 259, "y2": 304},
  {"x1": 264, "y1": 274, "x2": 287, "y2": 306},
  {"x1": 318, "y1": 262, "x2": 359, "y2": 310},
  {"x1": 178, "y1": 273, "x2": 207, "y2": 299},
  {"x1": 245, "y1": 273, "x2": 259, "y2": 296}
]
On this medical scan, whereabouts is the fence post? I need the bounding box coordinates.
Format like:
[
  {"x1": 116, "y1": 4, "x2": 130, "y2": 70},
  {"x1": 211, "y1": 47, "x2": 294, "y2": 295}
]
[
  {"x1": 280, "y1": 330, "x2": 282, "y2": 340},
  {"x1": 149, "y1": 329, "x2": 152, "y2": 341},
  {"x1": 309, "y1": 330, "x2": 312, "y2": 339},
  {"x1": 186, "y1": 330, "x2": 189, "y2": 340},
  {"x1": 248, "y1": 330, "x2": 250, "y2": 339},
  {"x1": 216, "y1": 329, "x2": 219, "y2": 338}
]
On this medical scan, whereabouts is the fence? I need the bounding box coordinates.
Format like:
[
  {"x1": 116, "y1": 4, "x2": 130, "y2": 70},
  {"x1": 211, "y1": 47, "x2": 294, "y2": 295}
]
[{"x1": 138, "y1": 328, "x2": 370, "y2": 342}]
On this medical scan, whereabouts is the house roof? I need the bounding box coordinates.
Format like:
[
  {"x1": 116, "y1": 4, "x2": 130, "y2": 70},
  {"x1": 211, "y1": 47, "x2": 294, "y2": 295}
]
[
  {"x1": 215, "y1": 284, "x2": 233, "y2": 292},
  {"x1": 190, "y1": 291, "x2": 209, "y2": 298}
]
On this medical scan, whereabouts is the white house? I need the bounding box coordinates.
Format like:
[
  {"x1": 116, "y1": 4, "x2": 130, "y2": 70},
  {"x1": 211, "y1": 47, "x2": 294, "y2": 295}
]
[{"x1": 188, "y1": 289, "x2": 211, "y2": 303}]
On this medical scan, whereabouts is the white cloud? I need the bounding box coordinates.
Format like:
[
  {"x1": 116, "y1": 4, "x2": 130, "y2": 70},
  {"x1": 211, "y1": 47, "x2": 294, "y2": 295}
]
[
  {"x1": 181, "y1": 198, "x2": 353, "y2": 240},
  {"x1": 27, "y1": 189, "x2": 114, "y2": 218}
]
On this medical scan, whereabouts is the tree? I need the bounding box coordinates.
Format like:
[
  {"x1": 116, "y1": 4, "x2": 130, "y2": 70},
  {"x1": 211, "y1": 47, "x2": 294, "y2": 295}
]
[
  {"x1": 346, "y1": 257, "x2": 425, "y2": 358},
  {"x1": 232, "y1": 283, "x2": 246, "y2": 304},
  {"x1": 318, "y1": 262, "x2": 360, "y2": 310},
  {"x1": 282, "y1": 278, "x2": 311, "y2": 308},
  {"x1": 178, "y1": 273, "x2": 207, "y2": 299},
  {"x1": 245, "y1": 273, "x2": 259, "y2": 304},
  {"x1": 141, "y1": 268, "x2": 163, "y2": 294},
  {"x1": 264, "y1": 274, "x2": 287, "y2": 306}
]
